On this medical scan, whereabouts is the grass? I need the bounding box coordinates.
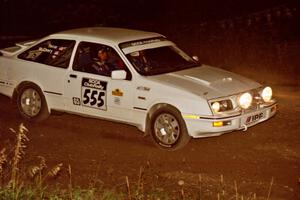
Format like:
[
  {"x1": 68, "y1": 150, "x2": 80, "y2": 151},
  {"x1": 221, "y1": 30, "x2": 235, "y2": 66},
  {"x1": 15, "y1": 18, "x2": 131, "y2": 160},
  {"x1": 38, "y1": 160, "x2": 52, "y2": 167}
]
[
  {"x1": 0, "y1": 124, "x2": 277, "y2": 199},
  {"x1": 0, "y1": 124, "x2": 169, "y2": 199}
]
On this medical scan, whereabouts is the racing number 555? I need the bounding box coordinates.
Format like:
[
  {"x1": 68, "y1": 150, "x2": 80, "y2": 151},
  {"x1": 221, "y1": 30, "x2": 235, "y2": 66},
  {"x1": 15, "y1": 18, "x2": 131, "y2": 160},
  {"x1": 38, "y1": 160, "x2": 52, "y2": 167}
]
[
  {"x1": 82, "y1": 88, "x2": 105, "y2": 108},
  {"x1": 81, "y1": 78, "x2": 107, "y2": 110}
]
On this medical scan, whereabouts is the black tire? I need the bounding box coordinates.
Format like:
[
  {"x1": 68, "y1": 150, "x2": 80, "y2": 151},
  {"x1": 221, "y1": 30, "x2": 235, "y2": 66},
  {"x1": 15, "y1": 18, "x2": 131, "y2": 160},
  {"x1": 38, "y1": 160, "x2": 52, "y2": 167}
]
[
  {"x1": 150, "y1": 105, "x2": 191, "y2": 150},
  {"x1": 16, "y1": 83, "x2": 50, "y2": 122}
]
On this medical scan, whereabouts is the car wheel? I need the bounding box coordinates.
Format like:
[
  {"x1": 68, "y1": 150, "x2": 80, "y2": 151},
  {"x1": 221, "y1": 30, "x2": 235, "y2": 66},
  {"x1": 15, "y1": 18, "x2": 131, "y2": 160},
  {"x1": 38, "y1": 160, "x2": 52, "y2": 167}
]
[
  {"x1": 17, "y1": 83, "x2": 49, "y2": 122},
  {"x1": 150, "y1": 106, "x2": 191, "y2": 150}
]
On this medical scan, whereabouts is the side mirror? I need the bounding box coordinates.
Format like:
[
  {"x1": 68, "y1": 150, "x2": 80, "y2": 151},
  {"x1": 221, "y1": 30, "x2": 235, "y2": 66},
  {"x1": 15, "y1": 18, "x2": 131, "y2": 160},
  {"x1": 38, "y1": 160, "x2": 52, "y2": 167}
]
[
  {"x1": 192, "y1": 55, "x2": 199, "y2": 62},
  {"x1": 111, "y1": 70, "x2": 127, "y2": 80}
]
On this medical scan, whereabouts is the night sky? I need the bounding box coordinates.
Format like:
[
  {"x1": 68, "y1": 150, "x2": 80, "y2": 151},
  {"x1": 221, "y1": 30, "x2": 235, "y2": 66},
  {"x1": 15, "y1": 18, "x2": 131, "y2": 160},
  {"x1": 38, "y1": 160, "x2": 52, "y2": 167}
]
[{"x1": 0, "y1": 0, "x2": 295, "y2": 36}]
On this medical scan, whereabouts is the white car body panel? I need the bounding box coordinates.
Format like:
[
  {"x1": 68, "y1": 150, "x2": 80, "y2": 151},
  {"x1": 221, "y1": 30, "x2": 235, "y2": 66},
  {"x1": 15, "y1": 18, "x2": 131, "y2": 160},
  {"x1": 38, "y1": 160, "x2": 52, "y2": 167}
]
[
  {"x1": 0, "y1": 27, "x2": 277, "y2": 140},
  {"x1": 150, "y1": 65, "x2": 261, "y2": 100}
]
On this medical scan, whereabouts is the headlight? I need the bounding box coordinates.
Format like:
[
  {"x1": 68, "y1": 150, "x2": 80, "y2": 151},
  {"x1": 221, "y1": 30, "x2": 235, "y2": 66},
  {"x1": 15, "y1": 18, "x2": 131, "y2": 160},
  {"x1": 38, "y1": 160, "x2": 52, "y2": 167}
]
[
  {"x1": 238, "y1": 92, "x2": 252, "y2": 109},
  {"x1": 211, "y1": 102, "x2": 220, "y2": 113},
  {"x1": 210, "y1": 99, "x2": 233, "y2": 113},
  {"x1": 261, "y1": 86, "x2": 272, "y2": 102}
]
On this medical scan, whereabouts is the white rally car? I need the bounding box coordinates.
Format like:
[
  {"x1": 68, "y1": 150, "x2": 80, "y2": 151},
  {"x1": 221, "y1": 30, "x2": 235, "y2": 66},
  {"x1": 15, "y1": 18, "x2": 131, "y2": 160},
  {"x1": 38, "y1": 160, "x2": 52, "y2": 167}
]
[{"x1": 0, "y1": 27, "x2": 277, "y2": 150}]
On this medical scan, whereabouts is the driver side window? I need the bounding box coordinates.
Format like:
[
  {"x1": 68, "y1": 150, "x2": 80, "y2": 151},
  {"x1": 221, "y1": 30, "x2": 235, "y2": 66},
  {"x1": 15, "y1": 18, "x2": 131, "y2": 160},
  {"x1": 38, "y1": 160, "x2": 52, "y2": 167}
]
[{"x1": 73, "y1": 42, "x2": 131, "y2": 80}]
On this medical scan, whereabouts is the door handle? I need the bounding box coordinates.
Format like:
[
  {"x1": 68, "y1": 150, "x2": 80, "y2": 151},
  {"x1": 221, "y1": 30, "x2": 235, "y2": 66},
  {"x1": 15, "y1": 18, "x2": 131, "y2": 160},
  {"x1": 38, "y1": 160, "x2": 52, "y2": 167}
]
[{"x1": 69, "y1": 74, "x2": 77, "y2": 78}]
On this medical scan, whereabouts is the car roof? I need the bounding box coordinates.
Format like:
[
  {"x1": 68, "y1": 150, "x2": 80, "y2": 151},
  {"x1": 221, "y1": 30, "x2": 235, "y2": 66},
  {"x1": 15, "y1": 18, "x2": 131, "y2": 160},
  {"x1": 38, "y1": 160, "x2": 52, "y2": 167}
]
[{"x1": 51, "y1": 27, "x2": 164, "y2": 45}]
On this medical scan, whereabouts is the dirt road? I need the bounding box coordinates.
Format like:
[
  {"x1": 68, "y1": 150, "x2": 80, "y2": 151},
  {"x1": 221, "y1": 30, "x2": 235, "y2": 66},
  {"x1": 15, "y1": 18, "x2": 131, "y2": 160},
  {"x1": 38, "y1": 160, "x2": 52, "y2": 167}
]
[{"x1": 0, "y1": 85, "x2": 299, "y2": 199}]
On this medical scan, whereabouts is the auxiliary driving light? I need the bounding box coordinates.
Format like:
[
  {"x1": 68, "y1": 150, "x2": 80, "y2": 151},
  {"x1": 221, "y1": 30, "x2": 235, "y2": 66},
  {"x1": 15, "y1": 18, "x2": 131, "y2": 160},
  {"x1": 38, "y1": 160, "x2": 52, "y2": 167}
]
[
  {"x1": 262, "y1": 86, "x2": 272, "y2": 102},
  {"x1": 238, "y1": 92, "x2": 252, "y2": 109}
]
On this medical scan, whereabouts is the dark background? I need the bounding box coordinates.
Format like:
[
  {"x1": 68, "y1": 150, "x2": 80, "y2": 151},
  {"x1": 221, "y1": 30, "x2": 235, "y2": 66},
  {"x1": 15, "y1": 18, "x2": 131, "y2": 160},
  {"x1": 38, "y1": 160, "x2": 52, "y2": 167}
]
[
  {"x1": 0, "y1": 2, "x2": 299, "y2": 198},
  {"x1": 0, "y1": 0, "x2": 299, "y2": 85},
  {"x1": 1, "y1": 0, "x2": 298, "y2": 35}
]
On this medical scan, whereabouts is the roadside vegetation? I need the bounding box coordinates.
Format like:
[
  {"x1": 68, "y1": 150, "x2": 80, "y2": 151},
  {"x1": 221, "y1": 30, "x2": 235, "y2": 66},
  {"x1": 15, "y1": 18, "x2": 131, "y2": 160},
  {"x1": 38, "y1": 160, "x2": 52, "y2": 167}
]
[{"x1": 0, "y1": 124, "x2": 277, "y2": 200}]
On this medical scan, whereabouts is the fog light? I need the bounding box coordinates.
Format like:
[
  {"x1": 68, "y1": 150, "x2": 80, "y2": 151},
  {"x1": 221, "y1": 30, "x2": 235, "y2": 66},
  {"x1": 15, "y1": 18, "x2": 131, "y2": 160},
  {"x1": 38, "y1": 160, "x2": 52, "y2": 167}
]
[
  {"x1": 213, "y1": 121, "x2": 231, "y2": 127},
  {"x1": 213, "y1": 121, "x2": 223, "y2": 127}
]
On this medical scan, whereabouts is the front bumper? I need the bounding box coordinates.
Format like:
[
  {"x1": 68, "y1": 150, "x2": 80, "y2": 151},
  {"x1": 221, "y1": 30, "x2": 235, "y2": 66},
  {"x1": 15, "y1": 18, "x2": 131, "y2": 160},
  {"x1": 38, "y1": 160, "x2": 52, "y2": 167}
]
[{"x1": 183, "y1": 102, "x2": 277, "y2": 138}]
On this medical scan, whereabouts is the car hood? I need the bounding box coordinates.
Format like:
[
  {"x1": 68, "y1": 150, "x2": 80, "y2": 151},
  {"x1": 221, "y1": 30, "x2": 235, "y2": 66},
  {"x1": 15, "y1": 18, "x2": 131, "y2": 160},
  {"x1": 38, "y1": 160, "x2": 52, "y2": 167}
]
[{"x1": 149, "y1": 65, "x2": 261, "y2": 100}]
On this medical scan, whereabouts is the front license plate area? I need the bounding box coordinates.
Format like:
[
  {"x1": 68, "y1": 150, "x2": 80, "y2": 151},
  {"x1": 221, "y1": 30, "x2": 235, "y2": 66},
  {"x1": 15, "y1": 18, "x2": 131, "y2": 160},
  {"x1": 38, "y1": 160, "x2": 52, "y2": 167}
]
[{"x1": 241, "y1": 111, "x2": 265, "y2": 126}]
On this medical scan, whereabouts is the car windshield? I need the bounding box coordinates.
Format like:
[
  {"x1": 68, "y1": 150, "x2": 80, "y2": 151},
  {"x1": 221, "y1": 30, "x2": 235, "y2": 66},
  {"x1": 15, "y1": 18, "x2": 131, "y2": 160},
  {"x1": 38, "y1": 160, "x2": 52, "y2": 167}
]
[{"x1": 124, "y1": 45, "x2": 199, "y2": 76}]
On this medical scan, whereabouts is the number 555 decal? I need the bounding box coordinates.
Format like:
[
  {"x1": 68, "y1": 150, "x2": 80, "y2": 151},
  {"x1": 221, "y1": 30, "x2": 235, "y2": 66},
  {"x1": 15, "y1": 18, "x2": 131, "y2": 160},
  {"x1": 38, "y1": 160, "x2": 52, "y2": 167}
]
[{"x1": 81, "y1": 78, "x2": 107, "y2": 110}]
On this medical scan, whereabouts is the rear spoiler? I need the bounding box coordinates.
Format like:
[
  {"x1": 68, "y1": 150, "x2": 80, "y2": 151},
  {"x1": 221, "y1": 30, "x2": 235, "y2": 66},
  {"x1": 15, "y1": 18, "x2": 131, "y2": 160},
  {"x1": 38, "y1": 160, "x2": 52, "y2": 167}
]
[
  {"x1": 0, "y1": 39, "x2": 39, "y2": 57},
  {"x1": 15, "y1": 39, "x2": 38, "y2": 48}
]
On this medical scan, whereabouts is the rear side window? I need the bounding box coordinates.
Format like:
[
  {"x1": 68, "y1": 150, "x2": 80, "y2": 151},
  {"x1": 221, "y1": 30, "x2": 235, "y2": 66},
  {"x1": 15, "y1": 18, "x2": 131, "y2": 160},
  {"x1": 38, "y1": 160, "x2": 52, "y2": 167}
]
[{"x1": 18, "y1": 39, "x2": 75, "y2": 68}]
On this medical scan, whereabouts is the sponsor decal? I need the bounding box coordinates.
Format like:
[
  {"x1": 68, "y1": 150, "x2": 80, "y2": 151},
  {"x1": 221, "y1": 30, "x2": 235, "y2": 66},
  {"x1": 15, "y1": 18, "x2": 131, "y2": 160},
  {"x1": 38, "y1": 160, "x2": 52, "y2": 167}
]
[
  {"x1": 72, "y1": 97, "x2": 81, "y2": 106},
  {"x1": 114, "y1": 97, "x2": 121, "y2": 105},
  {"x1": 27, "y1": 44, "x2": 67, "y2": 60},
  {"x1": 81, "y1": 78, "x2": 107, "y2": 110},
  {"x1": 137, "y1": 86, "x2": 150, "y2": 91},
  {"x1": 38, "y1": 47, "x2": 52, "y2": 53},
  {"x1": 246, "y1": 112, "x2": 263, "y2": 124},
  {"x1": 112, "y1": 89, "x2": 123, "y2": 97},
  {"x1": 130, "y1": 38, "x2": 162, "y2": 47},
  {"x1": 120, "y1": 37, "x2": 166, "y2": 49}
]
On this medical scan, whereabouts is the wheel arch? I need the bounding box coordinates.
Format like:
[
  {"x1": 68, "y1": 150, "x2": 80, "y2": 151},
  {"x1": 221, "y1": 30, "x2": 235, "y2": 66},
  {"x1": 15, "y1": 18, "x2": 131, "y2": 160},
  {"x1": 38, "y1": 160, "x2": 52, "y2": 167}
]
[
  {"x1": 12, "y1": 80, "x2": 31, "y2": 102},
  {"x1": 12, "y1": 80, "x2": 51, "y2": 113},
  {"x1": 145, "y1": 102, "x2": 183, "y2": 136},
  {"x1": 148, "y1": 103, "x2": 180, "y2": 119},
  {"x1": 146, "y1": 102, "x2": 191, "y2": 150}
]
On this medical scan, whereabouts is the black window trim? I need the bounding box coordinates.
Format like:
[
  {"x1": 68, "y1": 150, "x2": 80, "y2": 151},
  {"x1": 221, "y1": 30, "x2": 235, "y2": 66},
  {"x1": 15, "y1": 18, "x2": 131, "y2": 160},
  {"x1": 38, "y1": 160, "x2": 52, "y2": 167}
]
[
  {"x1": 72, "y1": 41, "x2": 133, "y2": 80},
  {"x1": 17, "y1": 39, "x2": 76, "y2": 69}
]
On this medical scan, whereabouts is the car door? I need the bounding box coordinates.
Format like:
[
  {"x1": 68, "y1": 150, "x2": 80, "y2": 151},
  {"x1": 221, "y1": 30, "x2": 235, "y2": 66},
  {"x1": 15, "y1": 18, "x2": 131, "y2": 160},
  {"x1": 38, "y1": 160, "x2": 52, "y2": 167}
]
[{"x1": 64, "y1": 41, "x2": 134, "y2": 122}]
